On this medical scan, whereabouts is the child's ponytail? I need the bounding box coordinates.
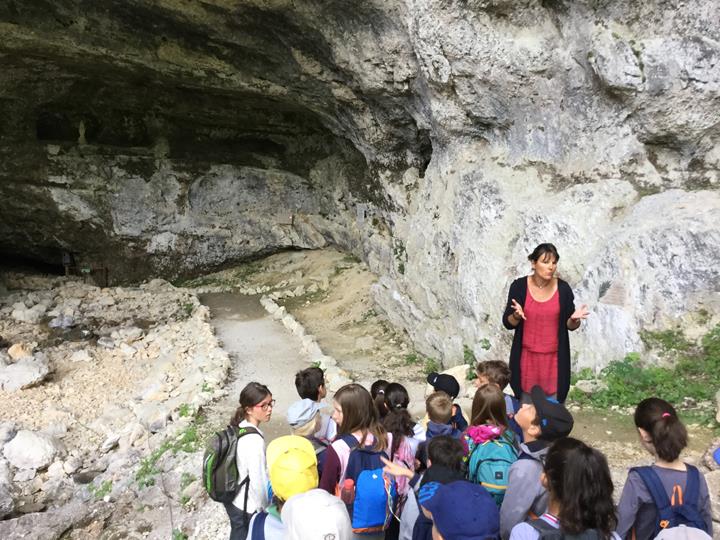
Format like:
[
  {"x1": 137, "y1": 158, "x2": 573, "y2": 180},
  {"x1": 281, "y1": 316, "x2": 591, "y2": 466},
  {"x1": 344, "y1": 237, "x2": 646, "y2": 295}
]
[
  {"x1": 634, "y1": 397, "x2": 688, "y2": 462},
  {"x1": 370, "y1": 379, "x2": 389, "y2": 417},
  {"x1": 382, "y1": 383, "x2": 415, "y2": 457}
]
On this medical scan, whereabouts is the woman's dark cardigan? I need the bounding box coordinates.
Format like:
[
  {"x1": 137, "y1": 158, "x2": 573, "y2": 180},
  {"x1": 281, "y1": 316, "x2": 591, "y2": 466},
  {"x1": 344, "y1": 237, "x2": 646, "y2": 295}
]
[{"x1": 502, "y1": 276, "x2": 577, "y2": 403}]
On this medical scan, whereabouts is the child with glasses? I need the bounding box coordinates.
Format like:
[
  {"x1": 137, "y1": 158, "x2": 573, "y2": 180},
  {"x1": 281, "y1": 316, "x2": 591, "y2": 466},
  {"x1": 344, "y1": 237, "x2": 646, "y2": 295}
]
[{"x1": 224, "y1": 382, "x2": 274, "y2": 540}]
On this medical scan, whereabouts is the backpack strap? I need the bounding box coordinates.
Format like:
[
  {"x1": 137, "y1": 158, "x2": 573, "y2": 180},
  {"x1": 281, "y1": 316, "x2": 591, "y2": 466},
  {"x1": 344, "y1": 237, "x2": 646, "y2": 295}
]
[
  {"x1": 631, "y1": 466, "x2": 672, "y2": 510},
  {"x1": 236, "y1": 425, "x2": 262, "y2": 439},
  {"x1": 529, "y1": 517, "x2": 563, "y2": 539},
  {"x1": 250, "y1": 511, "x2": 269, "y2": 540},
  {"x1": 339, "y1": 433, "x2": 360, "y2": 450},
  {"x1": 681, "y1": 464, "x2": 700, "y2": 507},
  {"x1": 631, "y1": 466, "x2": 673, "y2": 534}
]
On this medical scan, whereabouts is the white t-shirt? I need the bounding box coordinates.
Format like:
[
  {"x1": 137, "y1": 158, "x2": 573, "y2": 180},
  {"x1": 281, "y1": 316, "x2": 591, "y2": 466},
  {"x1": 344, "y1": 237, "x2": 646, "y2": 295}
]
[{"x1": 231, "y1": 420, "x2": 269, "y2": 514}]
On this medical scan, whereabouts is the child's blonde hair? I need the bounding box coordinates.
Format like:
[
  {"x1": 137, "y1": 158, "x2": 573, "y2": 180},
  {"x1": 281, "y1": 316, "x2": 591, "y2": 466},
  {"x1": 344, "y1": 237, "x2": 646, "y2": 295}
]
[
  {"x1": 426, "y1": 391, "x2": 453, "y2": 424},
  {"x1": 292, "y1": 414, "x2": 320, "y2": 438}
]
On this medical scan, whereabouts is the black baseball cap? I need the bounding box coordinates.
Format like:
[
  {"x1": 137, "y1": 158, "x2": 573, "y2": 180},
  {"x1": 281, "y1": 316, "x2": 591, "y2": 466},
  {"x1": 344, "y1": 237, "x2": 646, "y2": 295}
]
[
  {"x1": 530, "y1": 385, "x2": 574, "y2": 441},
  {"x1": 426, "y1": 372, "x2": 460, "y2": 399}
]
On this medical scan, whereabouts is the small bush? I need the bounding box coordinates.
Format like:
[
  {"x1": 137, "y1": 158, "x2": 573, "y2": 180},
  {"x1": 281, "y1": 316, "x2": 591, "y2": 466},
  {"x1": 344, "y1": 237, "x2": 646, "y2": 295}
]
[
  {"x1": 569, "y1": 325, "x2": 720, "y2": 427},
  {"x1": 423, "y1": 358, "x2": 439, "y2": 376}
]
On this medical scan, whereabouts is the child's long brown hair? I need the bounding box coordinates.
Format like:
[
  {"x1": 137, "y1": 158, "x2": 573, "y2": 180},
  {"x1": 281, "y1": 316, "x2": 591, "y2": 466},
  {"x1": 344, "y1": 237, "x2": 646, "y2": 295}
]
[
  {"x1": 335, "y1": 383, "x2": 387, "y2": 451},
  {"x1": 470, "y1": 383, "x2": 508, "y2": 428}
]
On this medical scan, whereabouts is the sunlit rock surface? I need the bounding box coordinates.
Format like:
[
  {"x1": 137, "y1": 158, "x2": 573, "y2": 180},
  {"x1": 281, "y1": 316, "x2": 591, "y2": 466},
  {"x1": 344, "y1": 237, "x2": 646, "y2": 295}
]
[{"x1": 1, "y1": 0, "x2": 718, "y2": 368}]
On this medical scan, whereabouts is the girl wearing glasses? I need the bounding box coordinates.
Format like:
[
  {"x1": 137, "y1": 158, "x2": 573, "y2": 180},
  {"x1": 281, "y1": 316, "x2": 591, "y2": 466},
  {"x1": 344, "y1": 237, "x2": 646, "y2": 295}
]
[{"x1": 225, "y1": 382, "x2": 274, "y2": 540}]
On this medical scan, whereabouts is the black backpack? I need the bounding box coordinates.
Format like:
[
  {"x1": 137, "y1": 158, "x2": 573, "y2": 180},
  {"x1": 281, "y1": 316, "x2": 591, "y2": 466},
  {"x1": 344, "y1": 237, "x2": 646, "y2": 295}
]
[
  {"x1": 529, "y1": 517, "x2": 601, "y2": 540},
  {"x1": 631, "y1": 464, "x2": 710, "y2": 537},
  {"x1": 202, "y1": 425, "x2": 262, "y2": 505}
]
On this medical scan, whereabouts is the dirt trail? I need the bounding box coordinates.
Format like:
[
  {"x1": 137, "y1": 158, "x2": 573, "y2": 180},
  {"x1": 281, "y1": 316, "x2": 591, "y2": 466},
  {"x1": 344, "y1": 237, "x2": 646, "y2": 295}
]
[{"x1": 198, "y1": 292, "x2": 320, "y2": 440}]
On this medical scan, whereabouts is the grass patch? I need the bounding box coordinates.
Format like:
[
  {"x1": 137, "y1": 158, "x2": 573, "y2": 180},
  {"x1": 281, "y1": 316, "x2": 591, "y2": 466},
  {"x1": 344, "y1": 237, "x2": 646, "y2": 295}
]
[
  {"x1": 172, "y1": 530, "x2": 188, "y2": 540},
  {"x1": 404, "y1": 353, "x2": 420, "y2": 365},
  {"x1": 423, "y1": 357, "x2": 440, "y2": 376},
  {"x1": 178, "y1": 403, "x2": 192, "y2": 417},
  {"x1": 135, "y1": 415, "x2": 206, "y2": 489},
  {"x1": 88, "y1": 479, "x2": 112, "y2": 500},
  {"x1": 569, "y1": 325, "x2": 720, "y2": 427}
]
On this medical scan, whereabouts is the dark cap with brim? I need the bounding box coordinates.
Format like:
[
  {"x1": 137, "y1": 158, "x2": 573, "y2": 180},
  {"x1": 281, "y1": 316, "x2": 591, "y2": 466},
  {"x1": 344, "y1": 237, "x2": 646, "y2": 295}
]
[
  {"x1": 530, "y1": 385, "x2": 574, "y2": 441},
  {"x1": 426, "y1": 372, "x2": 460, "y2": 399}
]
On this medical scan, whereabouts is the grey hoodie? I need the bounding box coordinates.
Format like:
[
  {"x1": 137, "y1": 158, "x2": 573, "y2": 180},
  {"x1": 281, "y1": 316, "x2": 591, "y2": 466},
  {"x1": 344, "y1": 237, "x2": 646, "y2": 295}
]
[{"x1": 500, "y1": 440, "x2": 550, "y2": 540}]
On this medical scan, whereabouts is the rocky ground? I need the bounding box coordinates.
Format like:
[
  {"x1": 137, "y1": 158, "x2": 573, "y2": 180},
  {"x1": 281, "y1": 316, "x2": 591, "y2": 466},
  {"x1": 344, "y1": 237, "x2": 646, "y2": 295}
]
[{"x1": 0, "y1": 249, "x2": 718, "y2": 539}]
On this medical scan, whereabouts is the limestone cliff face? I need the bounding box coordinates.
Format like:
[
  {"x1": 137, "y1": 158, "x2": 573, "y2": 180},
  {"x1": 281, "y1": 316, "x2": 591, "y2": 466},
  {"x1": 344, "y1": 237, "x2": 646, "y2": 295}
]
[{"x1": 1, "y1": 1, "x2": 718, "y2": 368}]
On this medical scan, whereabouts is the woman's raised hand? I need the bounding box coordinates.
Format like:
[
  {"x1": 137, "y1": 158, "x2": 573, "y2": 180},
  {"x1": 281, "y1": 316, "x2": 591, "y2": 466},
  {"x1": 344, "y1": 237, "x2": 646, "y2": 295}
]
[
  {"x1": 570, "y1": 304, "x2": 589, "y2": 321},
  {"x1": 511, "y1": 299, "x2": 526, "y2": 321}
]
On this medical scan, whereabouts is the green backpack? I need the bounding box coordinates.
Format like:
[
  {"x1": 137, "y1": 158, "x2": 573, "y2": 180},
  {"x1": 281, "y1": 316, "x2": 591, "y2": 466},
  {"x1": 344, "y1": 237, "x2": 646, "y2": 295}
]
[
  {"x1": 203, "y1": 425, "x2": 262, "y2": 504},
  {"x1": 466, "y1": 431, "x2": 518, "y2": 506}
]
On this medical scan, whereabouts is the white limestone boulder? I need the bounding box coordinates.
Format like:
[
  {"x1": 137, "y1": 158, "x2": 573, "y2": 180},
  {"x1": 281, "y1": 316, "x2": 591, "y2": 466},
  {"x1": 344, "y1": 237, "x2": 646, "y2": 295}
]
[{"x1": 3, "y1": 431, "x2": 60, "y2": 470}]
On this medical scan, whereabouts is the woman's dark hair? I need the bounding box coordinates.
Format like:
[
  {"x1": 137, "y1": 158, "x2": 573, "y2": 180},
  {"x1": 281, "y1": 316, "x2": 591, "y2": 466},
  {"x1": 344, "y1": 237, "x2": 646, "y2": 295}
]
[
  {"x1": 528, "y1": 243, "x2": 560, "y2": 263},
  {"x1": 370, "y1": 379, "x2": 389, "y2": 415},
  {"x1": 427, "y1": 436, "x2": 465, "y2": 471},
  {"x1": 544, "y1": 437, "x2": 616, "y2": 538},
  {"x1": 230, "y1": 382, "x2": 271, "y2": 427},
  {"x1": 382, "y1": 383, "x2": 415, "y2": 457},
  {"x1": 634, "y1": 397, "x2": 687, "y2": 462},
  {"x1": 335, "y1": 383, "x2": 387, "y2": 451},
  {"x1": 295, "y1": 366, "x2": 325, "y2": 401},
  {"x1": 470, "y1": 384, "x2": 509, "y2": 428}
]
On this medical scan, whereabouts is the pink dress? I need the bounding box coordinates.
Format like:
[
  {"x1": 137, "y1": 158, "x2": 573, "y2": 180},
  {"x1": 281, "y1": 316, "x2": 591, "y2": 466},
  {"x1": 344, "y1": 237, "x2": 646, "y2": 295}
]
[{"x1": 520, "y1": 288, "x2": 560, "y2": 395}]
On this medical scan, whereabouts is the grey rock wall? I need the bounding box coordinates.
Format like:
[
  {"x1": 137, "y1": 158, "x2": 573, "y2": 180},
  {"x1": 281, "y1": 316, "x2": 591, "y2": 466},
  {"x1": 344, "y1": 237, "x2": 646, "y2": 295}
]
[{"x1": 1, "y1": 0, "x2": 718, "y2": 369}]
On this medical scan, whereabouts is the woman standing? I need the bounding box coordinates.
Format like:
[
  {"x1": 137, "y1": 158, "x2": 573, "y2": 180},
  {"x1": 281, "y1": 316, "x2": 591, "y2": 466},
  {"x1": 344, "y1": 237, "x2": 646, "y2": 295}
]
[
  {"x1": 502, "y1": 243, "x2": 588, "y2": 403},
  {"x1": 225, "y1": 382, "x2": 274, "y2": 540}
]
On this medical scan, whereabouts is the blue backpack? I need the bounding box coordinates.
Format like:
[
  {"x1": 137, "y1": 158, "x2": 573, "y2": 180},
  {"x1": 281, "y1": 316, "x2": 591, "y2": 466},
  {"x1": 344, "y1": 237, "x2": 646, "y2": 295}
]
[
  {"x1": 466, "y1": 431, "x2": 518, "y2": 506},
  {"x1": 631, "y1": 464, "x2": 709, "y2": 537},
  {"x1": 339, "y1": 434, "x2": 397, "y2": 534}
]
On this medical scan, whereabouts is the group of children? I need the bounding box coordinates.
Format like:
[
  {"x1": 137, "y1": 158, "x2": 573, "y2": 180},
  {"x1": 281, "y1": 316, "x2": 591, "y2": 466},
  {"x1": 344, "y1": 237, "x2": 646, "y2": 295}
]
[{"x1": 221, "y1": 362, "x2": 714, "y2": 540}]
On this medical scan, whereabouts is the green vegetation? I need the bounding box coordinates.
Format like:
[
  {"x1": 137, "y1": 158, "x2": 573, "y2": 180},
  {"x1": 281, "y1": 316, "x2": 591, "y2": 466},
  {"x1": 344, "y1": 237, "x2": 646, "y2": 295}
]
[
  {"x1": 200, "y1": 382, "x2": 212, "y2": 393},
  {"x1": 464, "y1": 345, "x2": 477, "y2": 380},
  {"x1": 172, "y1": 529, "x2": 188, "y2": 540},
  {"x1": 88, "y1": 479, "x2": 113, "y2": 500},
  {"x1": 311, "y1": 360, "x2": 322, "y2": 369},
  {"x1": 569, "y1": 325, "x2": 720, "y2": 427},
  {"x1": 180, "y1": 302, "x2": 194, "y2": 318},
  {"x1": 464, "y1": 341, "x2": 490, "y2": 380},
  {"x1": 178, "y1": 403, "x2": 192, "y2": 417},
  {"x1": 404, "y1": 353, "x2": 420, "y2": 365},
  {"x1": 423, "y1": 357, "x2": 440, "y2": 376},
  {"x1": 136, "y1": 415, "x2": 206, "y2": 489}
]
